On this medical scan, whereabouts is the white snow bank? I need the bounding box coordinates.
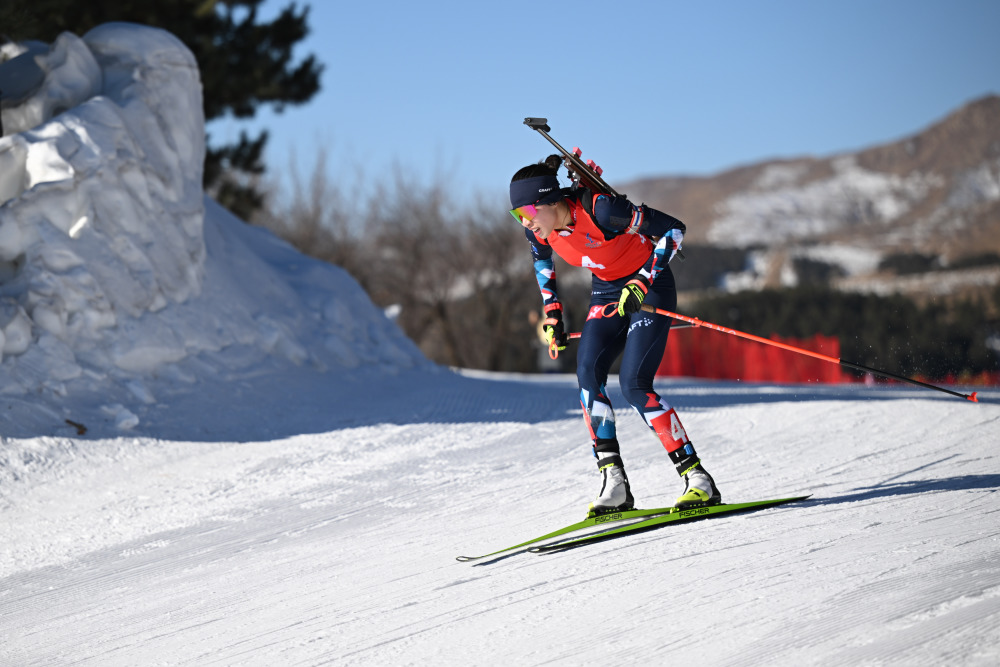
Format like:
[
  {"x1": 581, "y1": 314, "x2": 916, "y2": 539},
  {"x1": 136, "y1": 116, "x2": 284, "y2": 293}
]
[
  {"x1": 0, "y1": 33, "x2": 101, "y2": 138},
  {"x1": 0, "y1": 23, "x2": 426, "y2": 438}
]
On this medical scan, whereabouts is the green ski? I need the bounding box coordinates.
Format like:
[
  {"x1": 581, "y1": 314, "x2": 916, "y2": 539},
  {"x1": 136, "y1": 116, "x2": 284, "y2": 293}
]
[
  {"x1": 456, "y1": 506, "x2": 677, "y2": 562},
  {"x1": 529, "y1": 495, "x2": 811, "y2": 553}
]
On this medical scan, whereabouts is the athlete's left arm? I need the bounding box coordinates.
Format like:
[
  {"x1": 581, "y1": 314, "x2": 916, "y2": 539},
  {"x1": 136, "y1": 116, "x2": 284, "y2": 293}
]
[
  {"x1": 591, "y1": 194, "x2": 686, "y2": 240},
  {"x1": 592, "y1": 194, "x2": 686, "y2": 281}
]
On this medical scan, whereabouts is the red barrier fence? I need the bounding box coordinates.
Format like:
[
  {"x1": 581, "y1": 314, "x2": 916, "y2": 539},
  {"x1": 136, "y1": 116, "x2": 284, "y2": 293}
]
[
  {"x1": 657, "y1": 328, "x2": 849, "y2": 383},
  {"x1": 657, "y1": 329, "x2": 1000, "y2": 386}
]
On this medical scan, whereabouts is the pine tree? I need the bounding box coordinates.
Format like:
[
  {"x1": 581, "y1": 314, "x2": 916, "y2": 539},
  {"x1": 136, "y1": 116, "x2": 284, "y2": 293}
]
[{"x1": 0, "y1": 0, "x2": 322, "y2": 219}]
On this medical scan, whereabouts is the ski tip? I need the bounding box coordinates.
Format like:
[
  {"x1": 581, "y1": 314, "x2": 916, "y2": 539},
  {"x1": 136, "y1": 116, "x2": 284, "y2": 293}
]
[{"x1": 968, "y1": 391, "x2": 978, "y2": 403}]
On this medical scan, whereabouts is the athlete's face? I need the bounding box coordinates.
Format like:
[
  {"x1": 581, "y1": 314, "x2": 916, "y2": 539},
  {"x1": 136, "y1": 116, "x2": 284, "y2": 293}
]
[{"x1": 520, "y1": 202, "x2": 563, "y2": 239}]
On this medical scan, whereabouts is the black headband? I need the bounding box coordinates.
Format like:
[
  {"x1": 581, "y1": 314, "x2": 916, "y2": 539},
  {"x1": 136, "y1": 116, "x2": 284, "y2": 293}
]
[{"x1": 509, "y1": 174, "x2": 563, "y2": 208}]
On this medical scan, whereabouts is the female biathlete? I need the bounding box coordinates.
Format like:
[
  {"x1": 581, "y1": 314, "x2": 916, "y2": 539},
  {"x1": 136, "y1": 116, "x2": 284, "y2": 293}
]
[{"x1": 509, "y1": 156, "x2": 721, "y2": 516}]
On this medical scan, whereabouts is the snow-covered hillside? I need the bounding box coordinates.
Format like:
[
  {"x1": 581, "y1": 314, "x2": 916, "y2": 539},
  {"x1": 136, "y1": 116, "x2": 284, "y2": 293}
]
[
  {"x1": 709, "y1": 156, "x2": 945, "y2": 247},
  {"x1": 1, "y1": 23, "x2": 998, "y2": 667},
  {"x1": 708, "y1": 153, "x2": 1000, "y2": 293},
  {"x1": 624, "y1": 97, "x2": 1000, "y2": 295}
]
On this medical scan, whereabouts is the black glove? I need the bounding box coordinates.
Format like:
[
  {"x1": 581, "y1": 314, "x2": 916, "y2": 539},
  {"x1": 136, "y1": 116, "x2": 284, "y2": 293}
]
[
  {"x1": 542, "y1": 303, "x2": 568, "y2": 351},
  {"x1": 617, "y1": 275, "x2": 650, "y2": 316}
]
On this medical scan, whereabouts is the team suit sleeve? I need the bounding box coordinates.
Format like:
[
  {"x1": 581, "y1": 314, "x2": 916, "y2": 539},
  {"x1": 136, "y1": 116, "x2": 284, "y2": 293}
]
[
  {"x1": 524, "y1": 227, "x2": 562, "y2": 319},
  {"x1": 591, "y1": 194, "x2": 686, "y2": 282}
]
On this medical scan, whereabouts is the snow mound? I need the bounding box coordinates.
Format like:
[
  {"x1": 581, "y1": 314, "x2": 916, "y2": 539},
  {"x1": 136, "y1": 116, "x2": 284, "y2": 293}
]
[{"x1": 0, "y1": 23, "x2": 426, "y2": 437}]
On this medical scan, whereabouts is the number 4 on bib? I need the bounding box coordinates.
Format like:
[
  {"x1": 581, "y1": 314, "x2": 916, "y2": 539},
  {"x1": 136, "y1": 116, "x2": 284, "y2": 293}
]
[{"x1": 580, "y1": 256, "x2": 606, "y2": 270}]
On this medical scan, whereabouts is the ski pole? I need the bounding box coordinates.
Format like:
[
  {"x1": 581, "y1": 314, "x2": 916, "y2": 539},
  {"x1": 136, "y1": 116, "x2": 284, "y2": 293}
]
[
  {"x1": 548, "y1": 324, "x2": 695, "y2": 360},
  {"x1": 618, "y1": 302, "x2": 979, "y2": 403}
]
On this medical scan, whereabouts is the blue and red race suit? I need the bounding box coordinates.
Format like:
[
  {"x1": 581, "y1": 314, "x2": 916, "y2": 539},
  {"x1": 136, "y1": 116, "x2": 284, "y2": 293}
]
[
  {"x1": 525, "y1": 189, "x2": 693, "y2": 459},
  {"x1": 525, "y1": 189, "x2": 684, "y2": 309}
]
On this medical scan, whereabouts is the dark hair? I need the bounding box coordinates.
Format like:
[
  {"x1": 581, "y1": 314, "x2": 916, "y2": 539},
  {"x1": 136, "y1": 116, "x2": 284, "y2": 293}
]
[{"x1": 511, "y1": 154, "x2": 562, "y2": 183}]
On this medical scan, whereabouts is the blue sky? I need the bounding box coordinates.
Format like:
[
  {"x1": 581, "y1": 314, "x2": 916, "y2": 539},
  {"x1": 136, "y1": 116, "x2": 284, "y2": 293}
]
[{"x1": 228, "y1": 0, "x2": 1000, "y2": 207}]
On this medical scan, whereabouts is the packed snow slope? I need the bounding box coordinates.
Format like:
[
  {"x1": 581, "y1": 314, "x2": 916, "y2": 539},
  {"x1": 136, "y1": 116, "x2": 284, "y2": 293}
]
[
  {"x1": 2, "y1": 23, "x2": 1000, "y2": 667},
  {"x1": 2, "y1": 380, "x2": 998, "y2": 666}
]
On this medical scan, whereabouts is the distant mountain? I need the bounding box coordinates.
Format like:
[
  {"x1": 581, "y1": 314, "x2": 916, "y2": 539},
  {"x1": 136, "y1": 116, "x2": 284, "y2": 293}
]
[{"x1": 622, "y1": 96, "x2": 1000, "y2": 295}]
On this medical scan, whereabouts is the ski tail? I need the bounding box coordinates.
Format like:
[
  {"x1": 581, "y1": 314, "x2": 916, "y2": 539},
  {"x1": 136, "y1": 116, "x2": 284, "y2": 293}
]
[{"x1": 456, "y1": 506, "x2": 677, "y2": 562}]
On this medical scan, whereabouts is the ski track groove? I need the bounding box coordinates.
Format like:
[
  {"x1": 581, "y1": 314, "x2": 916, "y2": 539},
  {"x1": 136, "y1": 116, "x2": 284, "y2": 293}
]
[{"x1": 714, "y1": 525, "x2": 1000, "y2": 666}]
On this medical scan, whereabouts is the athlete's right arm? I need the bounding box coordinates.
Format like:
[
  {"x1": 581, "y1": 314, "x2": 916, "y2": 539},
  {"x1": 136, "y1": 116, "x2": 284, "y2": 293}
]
[
  {"x1": 526, "y1": 229, "x2": 567, "y2": 350},
  {"x1": 526, "y1": 227, "x2": 559, "y2": 309}
]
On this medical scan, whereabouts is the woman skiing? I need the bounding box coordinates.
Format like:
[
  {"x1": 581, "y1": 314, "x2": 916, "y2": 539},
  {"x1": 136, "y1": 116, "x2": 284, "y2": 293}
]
[{"x1": 509, "y1": 155, "x2": 721, "y2": 516}]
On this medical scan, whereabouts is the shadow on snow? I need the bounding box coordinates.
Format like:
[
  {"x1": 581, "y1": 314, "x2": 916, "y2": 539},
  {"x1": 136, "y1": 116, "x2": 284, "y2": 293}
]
[{"x1": 1, "y1": 367, "x2": 992, "y2": 442}]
